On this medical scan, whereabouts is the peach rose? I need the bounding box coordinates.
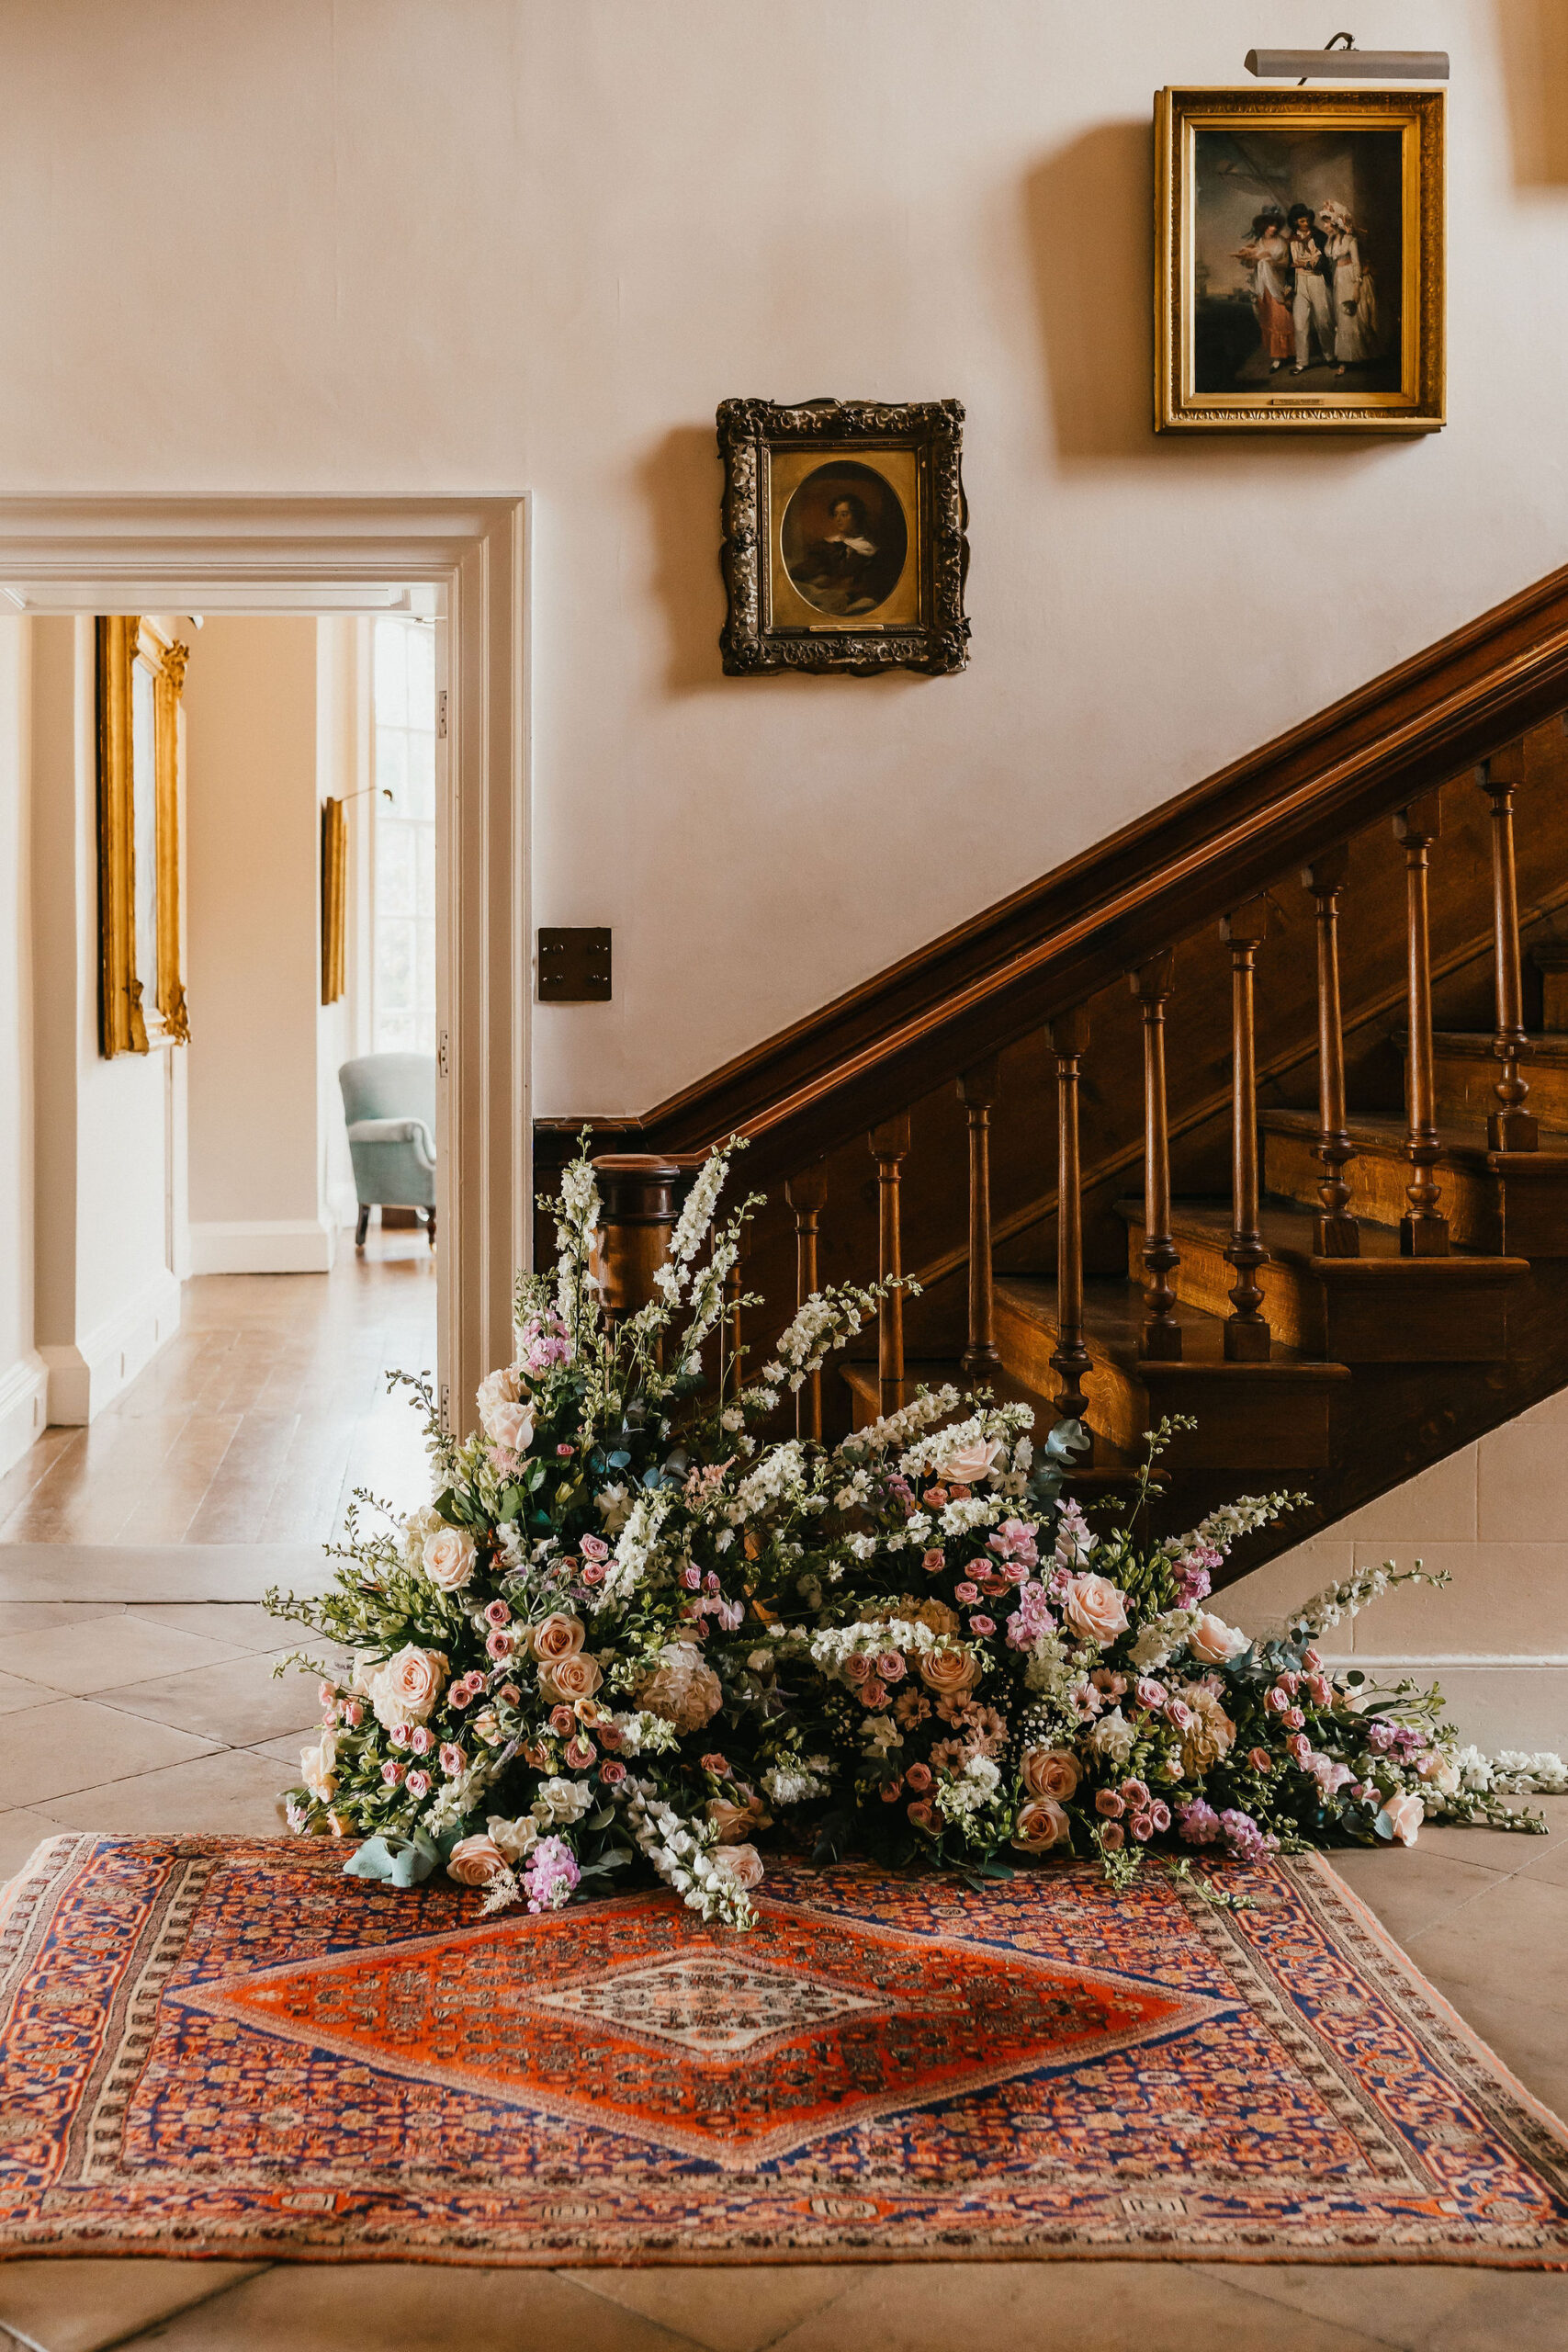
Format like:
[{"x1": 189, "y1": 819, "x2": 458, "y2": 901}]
[
  {"x1": 487, "y1": 1400, "x2": 535, "y2": 1455},
  {"x1": 708, "y1": 1793, "x2": 771, "y2": 1844},
  {"x1": 1061, "y1": 1573, "x2": 1130, "y2": 1645},
  {"x1": 1011, "y1": 1796, "x2": 1073, "y2": 1853},
  {"x1": 938, "y1": 1438, "x2": 1006, "y2": 1487},
  {"x1": 918, "y1": 1645, "x2": 982, "y2": 1698},
  {"x1": 539, "y1": 1652, "x2": 604, "y2": 1704},
  {"x1": 1378, "y1": 1792, "x2": 1425, "y2": 1847},
  {"x1": 368, "y1": 1644, "x2": 449, "y2": 1728},
  {"x1": 712, "y1": 1842, "x2": 764, "y2": 1891},
  {"x1": 1179, "y1": 1687, "x2": 1236, "y2": 1774},
  {"x1": 532, "y1": 1612, "x2": 587, "y2": 1665},
  {"x1": 1187, "y1": 1611, "x2": 1248, "y2": 1666},
  {"x1": 447, "y1": 1834, "x2": 509, "y2": 1886},
  {"x1": 1021, "y1": 1746, "x2": 1079, "y2": 1802},
  {"x1": 422, "y1": 1526, "x2": 478, "y2": 1593}
]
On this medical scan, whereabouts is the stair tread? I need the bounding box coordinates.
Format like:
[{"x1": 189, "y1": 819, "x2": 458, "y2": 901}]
[
  {"x1": 1431, "y1": 1028, "x2": 1568, "y2": 1058},
  {"x1": 1112, "y1": 1193, "x2": 1529, "y2": 1279},
  {"x1": 993, "y1": 1275, "x2": 1351, "y2": 1379},
  {"x1": 1260, "y1": 1103, "x2": 1568, "y2": 1170}
]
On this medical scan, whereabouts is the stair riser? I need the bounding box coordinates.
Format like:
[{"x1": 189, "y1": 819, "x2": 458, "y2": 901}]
[
  {"x1": 1121, "y1": 1221, "x2": 1510, "y2": 1361},
  {"x1": 1429, "y1": 1046, "x2": 1568, "y2": 1134},
  {"x1": 1263, "y1": 1127, "x2": 1500, "y2": 1252},
  {"x1": 992, "y1": 1290, "x2": 1335, "y2": 1468}
]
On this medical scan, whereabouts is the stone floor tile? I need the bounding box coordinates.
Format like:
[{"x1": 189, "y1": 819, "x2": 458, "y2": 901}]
[
  {"x1": 1401, "y1": 1802, "x2": 1568, "y2": 1875},
  {"x1": 569, "y1": 2265, "x2": 854, "y2": 2352},
  {"x1": 760, "y1": 2260, "x2": 1385, "y2": 2352},
  {"x1": 1406, "y1": 1870, "x2": 1568, "y2": 2018},
  {"x1": 119, "y1": 2261, "x2": 701, "y2": 2349},
  {"x1": 43, "y1": 1747, "x2": 291, "y2": 1837},
  {"x1": 1209, "y1": 2263, "x2": 1568, "y2": 2352},
  {"x1": 0, "y1": 1544, "x2": 334, "y2": 1605},
  {"x1": 0, "y1": 1602, "x2": 127, "y2": 1636},
  {"x1": 1325, "y1": 1846, "x2": 1505, "y2": 1943},
  {"x1": 0, "y1": 2257, "x2": 269, "y2": 2352},
  {"x1": 123, "y1": 1601, "x2": 301, "y2": 1651},
  {"x1": 0, "y1": 1668, "x2": 56, "y2": 1715},
  {"x1": 1395, "y1": 1974, "x2": 1568, "y2": 2120},
  {"x1": 0, "y1": 1806, "x2": 72, "y2": 1878},
  {"x1": 95, "y1": 1649, "x2": 328, "y2": 1747},
  {"x1": 0, "y1": 1613, "x2": 252, "y2": 1698},
  {"x1": 244, "y1": 1733, "x2": 318, "y2": 1767},
  {"x1": 0, "y1": 1698, "x2": 217, "y2": 1808}
]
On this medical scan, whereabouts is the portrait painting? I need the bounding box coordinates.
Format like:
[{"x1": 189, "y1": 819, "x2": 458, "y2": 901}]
[
  {"x1": 718, "y1": 399, "x2": 968, "y2": 674},
  {"x1": 1156, "y1": 88, "x2": 1443, "y2": 433}
]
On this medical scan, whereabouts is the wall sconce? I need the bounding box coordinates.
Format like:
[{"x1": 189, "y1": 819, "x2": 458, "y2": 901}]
[{"x1": 1247, "y1": 33, "x2": 1449, "y2": 81}]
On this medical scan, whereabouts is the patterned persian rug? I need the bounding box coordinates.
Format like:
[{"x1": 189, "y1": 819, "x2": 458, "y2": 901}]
[{"x1": 2, "y1": 1834, "x2": 1566, "y2": 2267}]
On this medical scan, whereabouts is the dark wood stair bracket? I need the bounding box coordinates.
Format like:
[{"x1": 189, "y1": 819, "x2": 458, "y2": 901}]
[
  {"x1": 1301, "y1": 845, "x2": 1359, "y2": 1258},
  {"x1": 1128, "y1": 950, "x2": 1182, "y2": 1361},
  {"x1": 990, "y1": 1276, "x2": 1349, "y2": 1471},
  {"x1": 784, "y1": 1165, "x2": 829, "y2": 1441},
  {"x1": 1219, "y1": 899, "x2": 1277, "y2": 1362},
  {"x1": 588, "y1": 1154, "x2": 683, "y2": 1318},
  {"x1": 1045, "y1": 1006, "x2": 1093, "y2": 1454},
  {"x1": 1394, "y1": 795, "x2": 1450, "y2": 1259},
  {"x1": 1261, "y1": 1106, "x2": 1568, "y2": 1261},
  {"x1": 1479, "y1": 746, "x2": 1540, "y2": 1152},
  {"x1": 957, "y1": 1057, "x2": 1002, "y2": 1381},
  {"x1": 869, "y1": 1115, "x2": 911, "y2": 1416},
  {"x1": 1114, "y1": 1195, "x2": 1527, "y2": 1363}
]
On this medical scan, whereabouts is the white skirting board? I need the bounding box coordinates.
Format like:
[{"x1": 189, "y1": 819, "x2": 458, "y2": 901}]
[
  {"x1": 39, "y1": 1264, "x2": 184, "y2": 1426},
  {"x1": 0, "y1": 1352, "x2": 49, "y2": 1478},
  {"x1": 187, "y1": 1218, "x2": 338, "y2": 1275}
]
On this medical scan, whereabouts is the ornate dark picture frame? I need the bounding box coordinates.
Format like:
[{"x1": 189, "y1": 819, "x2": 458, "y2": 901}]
[{"x1": 717, "y1": 398, "x2": 969, "y2": 675}]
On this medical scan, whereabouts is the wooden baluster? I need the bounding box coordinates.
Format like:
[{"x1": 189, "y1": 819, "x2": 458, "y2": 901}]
[
  {"x1": 1220, "y1": 900, "x2": 1272, "y2": 1360},
  {"x1": 1394, "y1": 796, "x2": 1450, "y2": 1256},
  {"x1": 784, "y1": 1166, "x2": 829, "y2": 1441},
  {"x1": 1478, "y1": 750, "x2": 1538, "y2": 1151},
  {"x1": 589, "y1": 1155, "x2": 682, "y2": 1320},
  {"x1": 869, "y1": 1115, "x2": 910, "y2": 1416},
  {"x1": 958, "y1": 1058, "x2": 1002, "y2": 1381},
  {"x1": 1046, "y1": 1007, "x2": 1092, "y2": 1446},
  {"x1": 1302, "y1": 847, "x2": 1359, "y2": 1257},
  {"x1": 1129, "y1": 952, "x2": 1181, "y2": 1360}
]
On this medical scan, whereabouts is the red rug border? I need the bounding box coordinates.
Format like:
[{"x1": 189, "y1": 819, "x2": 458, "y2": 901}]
[{"x1": 2, "y1": 1832, "x2": 1566, "y2": 2272}]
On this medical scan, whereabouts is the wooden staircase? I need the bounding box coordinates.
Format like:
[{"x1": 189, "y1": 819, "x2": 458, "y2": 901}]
[{"x1": 538, "y1": 569, "x2": 1568, "y2": 1591}]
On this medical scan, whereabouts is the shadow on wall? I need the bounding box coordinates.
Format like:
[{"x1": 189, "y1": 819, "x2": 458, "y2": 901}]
[
  {"x1": 1495, "y1": 0, "x2": 1568, "y2": 186},
  {"x1": 1024, "y1": 119, "x2": 1158, "y2": 465}
]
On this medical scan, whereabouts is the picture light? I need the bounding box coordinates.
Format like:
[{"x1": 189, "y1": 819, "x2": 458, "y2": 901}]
[{"x1": 1246, "y1": 37, "x2": 1449, "y2": 81}]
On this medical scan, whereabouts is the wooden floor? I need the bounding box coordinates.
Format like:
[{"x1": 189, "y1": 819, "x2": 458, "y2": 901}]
[{"x1": 0, "y1": 1231, "x2": 436, "y2": 1546}]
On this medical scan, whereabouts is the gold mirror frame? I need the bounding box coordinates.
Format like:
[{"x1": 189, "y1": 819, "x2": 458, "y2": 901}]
[
  {"x1": 96, "y1": 616, "x2": 190, "y2": 1055},
  {"x1": 321, "y1": 796, "x2": 347, "y2": 1004}
]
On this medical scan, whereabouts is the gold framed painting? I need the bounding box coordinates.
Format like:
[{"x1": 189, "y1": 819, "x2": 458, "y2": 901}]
[
  {"x1": 96, "y1": 615, "x2": 191, "y2": 1056},
  {"x1": 321, "y1": 796, "x2": 347, "y2": 1005},
  {"x1": 717, "y1": 397, "x2": 969, "y2": 675},
  {"x1": 1155, "y1": 86, "x2": 1444, "y2": 434}
]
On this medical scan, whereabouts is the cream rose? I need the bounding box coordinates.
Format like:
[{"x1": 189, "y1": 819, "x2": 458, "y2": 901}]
[
  {"x1": 299, "y1": 1732, "x2": 337, "y2": 1804},
  {"x1": 488, "y1": 1400, "x2": 535, "y2": 1455},
  {"x1": 423, "y1": 1526, "x2": 478, "y2": 1593},
  {"x1": 1378, "y1": 1792, "x2": 1425, "y2": 1847},
  {"x1": 475, "y1": 1364, "x2": 524, "y2": 1438},
  {"x1": 635, "y1": 1642, "x2": 724, "y2": 1734},
  {"x1": 1011, "y1": 1796, "x2": 1073, "y2": 1852},
  {"x1": 712, "y1": 1842, "x2": 764, "y2": 1891},
  {"x1": 1021, "y1": 1746, "x2": 1079, "y2": 1802},
  {"x1": 539, "y1": 1652, "x2": 604, "y2": 1704},
  {"x1": 939, "y1": 1437, "x2": 1005, "y2": 1487},
  {"x1": 1061, "y1": 1573, "x2": 1131, "y2": 1645},
  {"x1": 707, "y1": 1792, "x2": 772, "y2": 1845},
  {"x1": 486, "y1": 1814, "x2": 540, "y2": 1863},
  {"x1": 918, "y1": 1645, "x2": 982, "y2": 1698},
  {"x1": 447, "y1": 1834, "x2": 509, "y2": 1886},
  {"x1": 1187, "y1": 1611, "x2": 1248, "y2": 1667},
  {"x1": 532, "y1": 1612, "x2": 586, "y2": 1665},
  {"x1": 368, "y1": 1645, "x2": 449, "y2": 1728}
]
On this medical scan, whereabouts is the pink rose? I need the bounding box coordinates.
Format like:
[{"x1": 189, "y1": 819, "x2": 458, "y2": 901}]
[
  {"x1": 1094, "y1": 1789, "x2": 1124, "y2": 1818},
  {"x1": 405, "y1": 1770, "x2": 431, "y2": 1799},
  {"x1": 1061, "y1": 1573, "x2": 1131, "y2": 1645},
  {"x1": 921, "y1": 1548, "x2": 947, "y2": 1575},
  {"x1": 1021, "y1": 1746, "x2": 1080, "y2": 1801},
  {"x1": 447, "y1": 1834, "x2": 509, "y2": 1887},
  {"x1": 843, "y1": 1653, "x2": 872, "y2": 1685},
  {"x1": 918, "y1": 1646, "x2": 982, "y2": 1698},
  {"x1": 874, "y1": 1651, "x2": 906, "y2": 1684},
  {"x1": 532, "y1": 1613, "x2": 586, "y2": 1664},
  {"x1": 422, "y1": 1527, "x2": 478, "y2": 1593},
  {"x1": 907, "y1": 1800, "x2": 937, "y2": 1831},
  {"x1": 380, "y1": 1760, "x2": 404, "y2": 1786},
  {"x1": 1100, "y1": 1820, "x2": 1124, "y2": 1850},
  {"x1": 486, "y1": 1627, "x2": 516, "y2": 1661},
  {"x1": 1187, "y1": 1611, "x2": 1248, "y2": 1666},
  {"x1": 339, "y1": 1698, "x2": 363, "y2": 1727},
  {"x1": 969, "y1": 1614, "x2": 997, "y2": 1636},
  {"x1": 702, "y1": 1752, "x2": 730, "y2": 1775},
  {"x1": 862, "y1": 1679, "x2": 888, "y2": 1709},
  {"x1": 600, "y1": 1758, "x2": 626, "y2": 1785},
  {"x1": 539, "y1": 1652, "x2": 604, "y2": 1704},
  {"x1": 581, "y1": 1534, "x2": 610, "y2": 1562},
  {"x1": 565, "y1": 1736, "x2": 597, "y2": 1770},
  {"x1": 439, "y1": 1743, "x2": 467, "y2": 1776},
  {"x1": 407, "y1": 1724, "x2": 434, "y2": 1757},
  {"x1": 1248, "y1": 1747, "x2": 1274, "y2": 1773},
  {"x1": 1012, "y1": 1797, "x2": 1073, "y2": 1853},
  {"x1": 1378, "y1": 1792, "x2": 1425, "y2": 1847},
  {"x1": 905, "y1": 1761, "x2": 933, "y2": 1793},
  {"x1": 485, "y1": 1600, "x2": 512, "y2": 1628},
  {"x1": 939, "y1": 1438, "x2": 1005, "y2": 1486},
  {"x1": 954, "y1": 1582, "x2": 979, "y2": 1604},
  {"x1": 713, "y1": 1842, "x2": 764, "y2": 1891}
]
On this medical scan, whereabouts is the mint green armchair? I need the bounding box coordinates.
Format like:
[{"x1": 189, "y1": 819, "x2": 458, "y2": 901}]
[{"x1": 339, "y1": 1054, "x2": 436, "y2": 1248}]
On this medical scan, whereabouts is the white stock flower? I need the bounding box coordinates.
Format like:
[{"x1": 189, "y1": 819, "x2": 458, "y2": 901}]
[{"x1": 299, "y1": 1732, "x2": 337, "y2": 1803}]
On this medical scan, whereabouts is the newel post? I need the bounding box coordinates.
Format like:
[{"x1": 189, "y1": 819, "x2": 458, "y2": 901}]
[{"x1": 589, "y1": 1156, "x2": 682, "y2": 1318}]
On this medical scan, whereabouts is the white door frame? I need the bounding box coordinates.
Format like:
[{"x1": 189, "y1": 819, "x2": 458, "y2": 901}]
[{"x1": 0, "y1": 496, "x2": 531, "y2": 1428}]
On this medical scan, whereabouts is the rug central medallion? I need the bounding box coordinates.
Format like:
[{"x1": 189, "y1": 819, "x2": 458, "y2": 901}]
[{"x1": 187, "y1": 1888, "x2": 1219, "y2": 2163}]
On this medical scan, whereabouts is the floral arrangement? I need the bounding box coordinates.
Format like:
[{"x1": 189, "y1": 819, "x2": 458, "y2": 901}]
[{"x1": 272, "y1": 1141, "x2": 1559, "y2": 1926}]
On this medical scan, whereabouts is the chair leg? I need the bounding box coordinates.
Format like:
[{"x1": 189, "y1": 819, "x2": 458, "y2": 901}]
[
  {"x1": 355, "y1": 1204, "x2": 370, "y2": 1249},
  {"x1": 426, "y1": 1205, "x2": 437, "y2": 1250}
]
